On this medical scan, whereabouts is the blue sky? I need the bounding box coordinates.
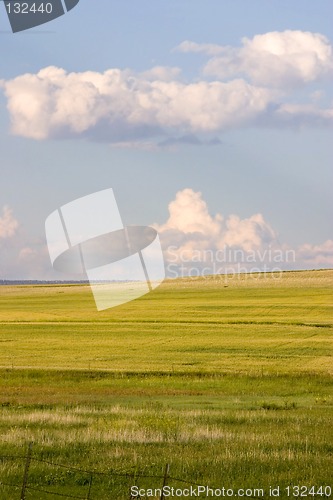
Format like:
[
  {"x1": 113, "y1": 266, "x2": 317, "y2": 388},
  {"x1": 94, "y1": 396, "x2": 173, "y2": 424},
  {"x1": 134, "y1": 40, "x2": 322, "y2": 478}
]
[{"x1": 0, "y1": 0, "x2": 332, "y2": 279}]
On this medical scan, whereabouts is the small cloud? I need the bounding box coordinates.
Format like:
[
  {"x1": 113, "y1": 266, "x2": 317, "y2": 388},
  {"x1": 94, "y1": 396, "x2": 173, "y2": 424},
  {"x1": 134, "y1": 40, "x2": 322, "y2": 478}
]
[
  {"x1": 174, "y1": 40, "x2": 225, "y2": 56},
  {"x1": 297, "y1": 239, "x2": 333, "y2": 266},
  {"x1": 275, "y1": 102, "x2": 333, "y2": 127},
  {"x1": 310, "y1": 90, "x2": 324, "y2": 103},
  {"x1": 203, "y1": 30, "x2": 333, "y2": 88},
  {"x1": 18, "y1": 247, "x2": 37, "y2": 261},
  {"x1": 0, "y1": 206, "x2": 18, "y2": 239},
  {"x1": 158, "y1": 134, "x2": 222, "y2": 148},
  {"x1": 208, "y1": 137, "x2": 222, "y2": 145},
  {"x1": 139, "y1": 66, "x2": 182, "y2": 81},
  {"x1": 109, "y1": 140, "x2": 159, "y2": 151},
  {"x1": 159, "y1": 134, "x2": 204, "y2": 148}
]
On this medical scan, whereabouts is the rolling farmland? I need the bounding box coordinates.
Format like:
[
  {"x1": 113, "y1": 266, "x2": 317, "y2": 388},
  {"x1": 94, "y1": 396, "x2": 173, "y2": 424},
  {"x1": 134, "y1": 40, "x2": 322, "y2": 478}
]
[{"x1": 0, "y1": 270, "x2": 332, "y2": 498}]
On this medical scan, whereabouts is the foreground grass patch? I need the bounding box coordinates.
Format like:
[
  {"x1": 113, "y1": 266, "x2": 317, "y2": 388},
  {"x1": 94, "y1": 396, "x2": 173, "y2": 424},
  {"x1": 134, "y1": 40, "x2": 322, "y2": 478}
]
[
  {"x1": 0, "y1": 401, "x2": 332, "y2": 499},
  {"x1": 0, "y1": 371, "x2": 332, "y2": 499}
]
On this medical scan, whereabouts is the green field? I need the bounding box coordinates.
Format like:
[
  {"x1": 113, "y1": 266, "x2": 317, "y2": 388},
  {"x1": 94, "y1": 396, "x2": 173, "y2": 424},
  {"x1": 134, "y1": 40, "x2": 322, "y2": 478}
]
[{"x1": 0, "y1": 270, "x2": 332, "y2": 499}]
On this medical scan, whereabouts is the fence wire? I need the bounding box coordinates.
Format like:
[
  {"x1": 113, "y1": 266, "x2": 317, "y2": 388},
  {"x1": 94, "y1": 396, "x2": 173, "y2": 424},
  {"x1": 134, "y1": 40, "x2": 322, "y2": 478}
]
[{"x1": 0, "y1": 447, "x2": 261, "y2": 499}]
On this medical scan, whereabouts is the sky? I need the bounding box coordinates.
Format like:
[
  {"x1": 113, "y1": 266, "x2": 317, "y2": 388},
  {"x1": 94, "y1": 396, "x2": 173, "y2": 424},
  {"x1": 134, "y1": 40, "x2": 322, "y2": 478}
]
[{"x1": 0, "y1": 0, "x2": 332, "y2": 279}]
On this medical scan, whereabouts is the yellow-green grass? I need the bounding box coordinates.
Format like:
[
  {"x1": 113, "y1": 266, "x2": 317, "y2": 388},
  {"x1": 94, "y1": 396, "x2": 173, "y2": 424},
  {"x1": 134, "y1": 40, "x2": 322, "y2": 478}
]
[
  {"x1": 0, "y1": 270, "x2": 332, "y2": 374},
  {"x1": 0, "y1": 270, "x2": 332, "y2": 499}
]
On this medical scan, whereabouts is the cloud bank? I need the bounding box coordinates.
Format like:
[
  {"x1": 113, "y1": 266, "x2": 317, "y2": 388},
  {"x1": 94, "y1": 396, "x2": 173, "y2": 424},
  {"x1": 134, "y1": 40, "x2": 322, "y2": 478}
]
[
  {"x1": 1, "y1": 67, "x2": 272, "y2": 141},
  {"x1": 1, "y1": 30, "x2": 332, "y2": 145},
  {"x1": 154, "y1": 189, "x2": 333, "y2": 276},
  {"x1": 0, "y1": 194, "x2": 332, "y2": 280}
]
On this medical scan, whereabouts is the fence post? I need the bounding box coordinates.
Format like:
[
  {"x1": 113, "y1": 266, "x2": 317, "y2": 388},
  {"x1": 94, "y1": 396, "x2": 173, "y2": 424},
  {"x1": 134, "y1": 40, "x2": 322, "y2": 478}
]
[
  {"x1": 20, "y1": 442, "x2": 33, "y2": 500},
  {"x1": 160, "y1": 463, "x2": 170, "y2": 500},
  {"x1": 86, "y1": 475, "x2": 93, "y2": 499},
  {"x1": 129, "y1": 468, "x2": 138, "y2": 499}
]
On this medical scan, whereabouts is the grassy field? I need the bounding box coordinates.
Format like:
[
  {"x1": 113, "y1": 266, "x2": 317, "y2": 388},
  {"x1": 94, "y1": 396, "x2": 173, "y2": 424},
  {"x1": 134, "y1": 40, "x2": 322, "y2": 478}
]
[{"x1": 0, "y1": 270, "x2": 332, "y2": 499}]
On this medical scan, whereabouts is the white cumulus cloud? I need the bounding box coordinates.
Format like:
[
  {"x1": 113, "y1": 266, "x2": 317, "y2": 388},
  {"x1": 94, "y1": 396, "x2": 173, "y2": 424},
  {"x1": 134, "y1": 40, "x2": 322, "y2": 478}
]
[
  {"x1": 182, "y1": 31, "x2": 333, "y2": 88},
  {"x1": 154, "y1": 189, "x2": 278, "y2": 266},
  {"x1": 1, "y1": 67, "x2": 273, "y2": 141},
  {"x1": 154, "y1": 189, "x2": 333, "y2": 275},
  {"x1": 1, "y1": 30, "x2": 332, "y2": 145},
  {"x1": 156, "y1": 188, "x2": 222, "y2": 237}
]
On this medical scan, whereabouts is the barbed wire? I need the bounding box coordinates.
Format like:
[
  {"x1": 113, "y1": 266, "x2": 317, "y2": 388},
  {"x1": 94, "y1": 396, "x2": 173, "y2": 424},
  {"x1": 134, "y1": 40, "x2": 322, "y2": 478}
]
[
  {"x1": 0, "y1": 480, "x2": 87, "y2": 499},
  {"x1": 0, "y1": 453, "x2": 261, "y2": 499}
]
